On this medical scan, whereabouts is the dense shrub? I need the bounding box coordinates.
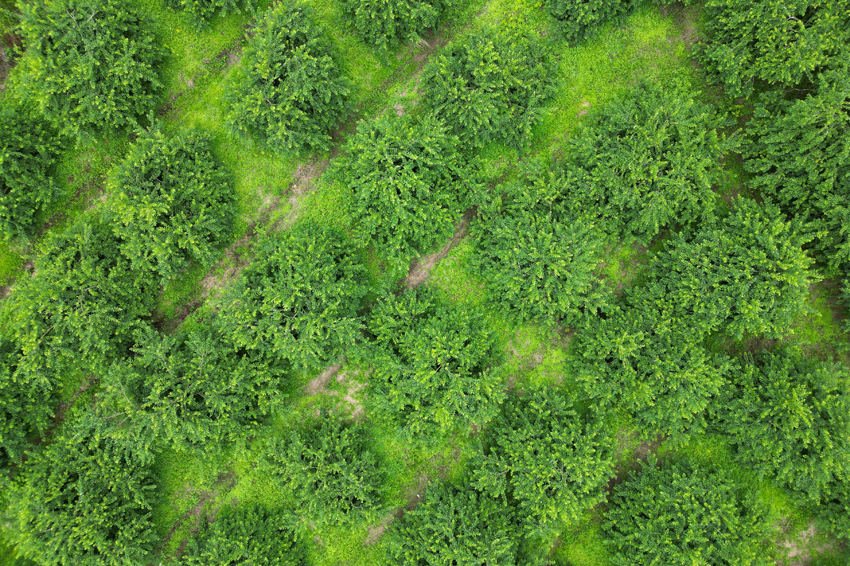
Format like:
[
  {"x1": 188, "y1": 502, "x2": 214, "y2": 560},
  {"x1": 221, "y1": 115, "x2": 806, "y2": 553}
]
[
  {"x1": 390, "y1": 482, "x2": 522, "y2": 566},
  {"x1": 166, "y1": 0, "x2": 253, "y2": 26},
  {"x1": 337, "y1": 113, "x2": 478, "y2": 275},
  {"x1": 647, "y1": 199, "x2": 812, "y2": 339},
  {"x1": 226, "y1": 3, "x2": 349, "y2": 153},
  {"x1": 603, "y1": 458, "x2": 769, "y2": 565},
  {"x1": 8, "y1": 423, "x2": 157, "y2": 566},
  {"x1": 563, "y1": 80, "x2": 729, "y2": 241},
  {"x1": 473, "y1": 388, "x2": 614, "y2": 535},
  {"x1": 744, "y1": 72, "x2": 850, "y2": 271},
  {"x1": 109, "y1": 129, "x2": 235, "y2": 281},
  {"x1": 715, "y1": 349, "x2": 850, "y2": 504},
  {"x1": 546, "y1": 0, "x2": 631, "y2": 44},
  {"x1": 473, "y1": 176, "x2": 608, "y2": 325},
  {"x1": 217, "y1": 224, "x2": 368, "y2": 371},
  {"x1": 341, "y1": 0, "x2": 442, "y2": 51},
  {"x1": 266, "y1": 412, "x2": 383, "y2": 523},
  {"x1": 697, "y1": 0, "x2": 850, "y2": 97},
  {"x1": 179, "y1": 504, "x2": 305, "y2": 566},
  {"x1": 422, "y1": 30, "x2": 555, "y2": 150},
  {"x1": 9, "y1": 218, "x2": 156, "y2": 377},
  {"x1": 0, "y1": 103, "x2": 64, "y2": 238},
  {"x1": 368, "y1": 287, "x2": 504, "y2": 436},
  {"x1": 102, "y1": 324, "x2": 284, "y2": 458},
  {"x1": 19, "y1": 0, "x2": 165, "y2": 132}
]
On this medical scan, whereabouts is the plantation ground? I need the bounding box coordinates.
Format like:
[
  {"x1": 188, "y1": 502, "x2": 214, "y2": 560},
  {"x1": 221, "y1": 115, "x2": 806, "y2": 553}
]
[{"x1": 1, "y1": 0, "x2": 848, "y2": 564}]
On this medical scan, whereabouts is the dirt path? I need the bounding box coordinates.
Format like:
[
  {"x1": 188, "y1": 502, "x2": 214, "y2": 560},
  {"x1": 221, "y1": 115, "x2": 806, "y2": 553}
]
[{"x1": 400, "y1": 208, "x2": 476, "y2": 290}]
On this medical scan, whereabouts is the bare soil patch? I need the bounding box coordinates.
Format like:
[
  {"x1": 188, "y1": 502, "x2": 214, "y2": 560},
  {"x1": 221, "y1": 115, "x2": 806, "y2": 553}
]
[{"x1": 400, "y1": 208, "x2": 475, "y2": 290}]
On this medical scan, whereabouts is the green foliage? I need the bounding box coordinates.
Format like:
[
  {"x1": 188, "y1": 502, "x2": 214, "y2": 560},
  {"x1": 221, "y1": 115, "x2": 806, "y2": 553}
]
[
  {"x1": 19, "y1": 0, "x2": 165, "y2": 133},
  {"x1": 647, "y1": 199, "x2": 812, "y2": 340},
  {"x1": 178, "y1": 504, "x2": 305, "y2": 566},
  {"x1": 337, "y1": 113, "x2": 478, "y2": 276},
  {"x1": 546, "y1": 0, "x2": 630, "y2": 44},
  {"x1": 715, "y1": 348, "x2": 850, "y2": 504},
  {"x1": 390, "y1": 482, "x2": 522, "y2": 566},
  {"x1": 472, "y1": 388, "x2": 615, "y2": 536},
  {"x1": 265, "y1": 412, "x2": 383, "y2": 524},
  {"x1": 102, "y1": 324, "x2": 284, "y2": 458},
  {"x1": 340, "y1": 0, "x2": 442, "y2": 51},
  {"x1": 0, "y1": 103, "x2": 63, "y2": 238},
  {"x1": 473, "y1": 174, "x2": 608, "y2": 325},
  {"x1": 166, "y1": 0, "x2": 253, "y2": 26},
  {"x1": 422, "y1": 30, "x2": 555, "y2": 150},
  {"x1": 697, "y1": 0, "x2": 850, "y2": 97},
  {"x1": 563, "y1": 80, "x2": 729, "y2": 241},
  {"x1": 217, "y1": 224, "x2": 368, "y2": 372},
  {"x1": 109, "y1": 128, "x2": 235, "y2": 281},
  {"x1": 603, "y1": 458, "x2": 770, "y2": 565},
  {"x1": 8, "y1": 422, "x2": 157, "y2": 566},
  {"x1": 226, "y1": 2, "x2": 349, "y2": 153},
  {"x1": 367, "y1": 287, "x2": 504, "y2": 437},
  {"x1": 8, "y1": 218, "x2": 156, "y2": 377},
  {"x1": 744, "y1": 72, "x2": 850, "y2": 271}
]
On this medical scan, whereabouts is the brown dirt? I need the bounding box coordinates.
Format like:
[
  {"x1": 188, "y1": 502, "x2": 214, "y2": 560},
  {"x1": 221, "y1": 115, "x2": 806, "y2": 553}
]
[
  {"x1": 364, "y1": 514, "x2": 396, "y2": 546},
  {"x1": 400, "y1": 208, "x2": 476, "y2": 290},
  {"x1": 306, "y1": 364, "x2": 343, "y2": 396},
  {"x1": 778, "y1": 522, "x2": 839, "y2": 566},
  {"x1": 578, "y1": 99, "x2": 591, "y2": 117},
  {"x1": 394, "y1": 103, "x2": 406, "y2": 116}
]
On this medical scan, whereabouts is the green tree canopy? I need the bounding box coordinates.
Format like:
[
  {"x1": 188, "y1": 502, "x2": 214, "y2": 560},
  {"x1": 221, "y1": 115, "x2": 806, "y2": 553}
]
[
  {"x1": 19, "y1": 0, "x2": 165, "y2": 132},
  {"x1": 422, "y1": 29, "x2": 555, "y2": 150},
  {"x1": 216, "y1": 224, "x2": 369, "y2": 372},
  {"x1": 226, "y1": 2, "x2": 350, "y2": 153},
  {"x1": 265, "y1": 411, "x2": 383, "y2": 524},
  {"x1": 109, "y1": 128, "x2": 234, "y2": 282},
  {"x1": 603, "y1": 458, "x2": 770, "y2": 565},
  {"x1": 8, "y1": 422, "x2": 158, "y2": 566},
  {"x1": 0, "y1": 103, "x2": 64, "y2": 238},
  {"x1": 546, "y1": 0, "x2": 630, "y2": 44},
  {"x1": 367, "y1": 287, "x2": 504, "y2": 437},
  {"x1": 166, "y1": 0, "x2": 253, "y2": 27},
  {"x1": 472, "y1": 388, "x2": 615, "y2": 536},
  {"x1": 335, "y1": 113, "x2": 478, "y2": 276},
  {"x1": 341, "y1": 0, "x2": 442, "y2": 51}
]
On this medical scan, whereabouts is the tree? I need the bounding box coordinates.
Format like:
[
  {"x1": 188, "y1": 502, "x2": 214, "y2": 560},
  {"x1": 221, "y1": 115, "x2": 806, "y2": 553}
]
[
  {"x1": 697, "y1": 0, "x2": 850, "y2": 97},
  {"x1": 603, "y1": 457, "x2": 770, "y2": 565},
  {"x1": 335, "y1": 113, "x2": 478, "y2": 276},
  {"x1": 101, "y1": 324, "x2": 284, "y2": 459},
  {"x1": 743, "y1": 71, "x2": 850, "y2": 271},
  {"x1": 178, "y1": 504, "x2": 305, "y2": 566},
  {"x1": 216, "y1": 223, "x2": 368, "y2": 372},
  {"x1": 562, "y1": 80, "x2": 729, "y2": 241},
  {"x1": 8, "y1": 421, "x2": 158, "y2": 566},
  {"x1": 0, "y1": 103, "x2": 64, "y2": 238},
  {"x1": 472, "y1": 388, "x2": 615, "y2": 536},
  {"x1": 166, "y1": 0, "x2": 253, "y2": 27},
  {"x1": 646, "y1": 199, "x2": 812, "y2": 340},
  {"x1": 389, "y1": 482, "x2": 522, "y2": 566},
  {"x1": 546, "y1": 0, "x2": 631, "y2": 44},
  {"x1": 19, "y1": 0, "x2": 165, "y2": 132},
  {"x1": 109, "y1": 128, "x2": 235, "y2": 282},
  {"x1": 340, "y1": 0, "x2": 442, "y2": 51},
  {"x1": 714, "y1": 348, "x2": 850, "y2": 504},
  {"x1": 265, "y1": 411, "x2": 383, "y2": 524},
  {"x1": 8, "y1": 218, "x2": 157, "y2": 378},
  {"x1": 422, "y1": 29, "x2": 555, "y2": 150},
  {"x1": 225, "y1": 2, "x2": 349, "y2": 153},
  {"x1": 367, "y1": 287, "x2": 504, "y2": 437}
]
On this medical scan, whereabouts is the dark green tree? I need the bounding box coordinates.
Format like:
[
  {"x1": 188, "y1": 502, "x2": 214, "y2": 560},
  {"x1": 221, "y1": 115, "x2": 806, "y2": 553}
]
[
  {"x1": 226, "y1": 2, "x2": 349, "y2": 153},
  {"x1": 166, "y1": 0, "x2": 254, "y2": 27},
  {"x1": 102, "y1": 324, "x2": 285, "y2": 458},
  {"x1": 109, "y1": 128, "x2": 235, "y2": 281},
  {"x1": 422, "y1": 29, "x2": 555, "y2": 150},
  {"x1": 178, "y1": 505, "x2": 305, "y2": 566},
  {"x1": 19, "y1": 0, "x2": 165, "y2": 132},
  {"x1": 341, "y1": 0, "x2": 442, "y2": 51},
  {"x1": 216, "y1": 224, "x2": 369, "y2": 371},
  {"x1": 367, "y1": 287, "x2": 504, "y2": 437},
  {"x1": 8, "y1": 422, "x2": 158, "y2": 566},
  {"x1": 603, "y1": 458, "x2": 770, "y2": 565},
  {"x1": 336, "y1": 113, "x2": 478, "y2": 275},
  {"x1": 472, "y1": 388, "x2": 615, "y2": 536},
  {"x1": 390, "y1": 482, "x2": 522, "y2": 566},
  {"x1": 265, "y1": 412, "x2": 383, "y2": 524},
  {"x1": 546, "y1": 0, "x2": 631, "y2": 44},
  {"x1": 0, "y1": 103, "x2": 64, "y2": 238}
]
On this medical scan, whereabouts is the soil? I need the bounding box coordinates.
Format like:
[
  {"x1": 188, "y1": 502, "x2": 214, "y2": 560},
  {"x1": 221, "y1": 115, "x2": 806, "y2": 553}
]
[
  {"x1": 306, "y1": 363, "x2": 343, "y2": 396},
  {"x1": 400, "y1": 208, "x2": 476, "y2": 289}
]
